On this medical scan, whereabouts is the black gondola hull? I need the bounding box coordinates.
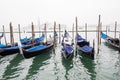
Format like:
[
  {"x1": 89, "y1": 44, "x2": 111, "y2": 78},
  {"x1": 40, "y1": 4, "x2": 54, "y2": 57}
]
[
  {"x1": 61, "y1": 51, "x2": 74, "y2": 59},
  {"x1": 0, "y1": 43, "x2": 41, "y2": 57},
  {"x1": 0, "y1": 48, "x2": 19, "y2": 56},
  {"x1": 22, "y1": 43, "x2": 53, "y2": 59}
]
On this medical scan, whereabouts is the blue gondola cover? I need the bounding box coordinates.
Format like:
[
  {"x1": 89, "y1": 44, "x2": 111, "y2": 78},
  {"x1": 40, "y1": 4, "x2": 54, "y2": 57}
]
[
  {"x1": 62, "y1": 45, "x2": 73, "y2": 54},
  {"x1": 80, "y1": 45, "x2": 93, "y2": 53},
  {"x1": 27, "y1": 45, "x2": 46, "y2": 51},
  {"x1": 101, "y1": 32, "x2": 107, "y2": 39}
]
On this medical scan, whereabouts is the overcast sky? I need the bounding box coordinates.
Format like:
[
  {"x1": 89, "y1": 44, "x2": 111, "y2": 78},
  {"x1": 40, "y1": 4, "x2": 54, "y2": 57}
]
[{"x1": 0, "y1": 0, "x2": 120, "y2": 28}]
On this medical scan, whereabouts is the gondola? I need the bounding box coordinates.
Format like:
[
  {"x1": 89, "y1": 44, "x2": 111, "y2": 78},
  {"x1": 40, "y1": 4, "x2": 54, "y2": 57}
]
[
  {"x1": 20, "y1": 36, "x2": 32, "y2": 44},
  {"x1": 0, "y1": 36, "x2": 30, "y2": 48},
  {"x1": 54, "y1": 31, "x2": 58, "y2": 39},
  {"x1": 101, "y1": 32, "x2": 120, "y2": 50},
  {"x1": 61, "y1": 30, "x2": 74, "y2": 59},
  {"x1": 0, "y1": 33, "x2": 45, "y2": 57},
  {"x1": 22, "y1": 42, "x2": 53, "y2": 59},
  {"x1": 0, "y1": 44, "x2": 9, "y2": 48},
  {"x1": 50, "y1": 31, "x2": 58, "y2": 42},
  {"x1": 54, "y1": 31, "x2": 58, "y2": 46},
  {"x1": 77, "y1": 33, "x2": 94, "y2": 59},
  {"x1": 0, "y1": 33, "x2": 8, "y2": 48}
]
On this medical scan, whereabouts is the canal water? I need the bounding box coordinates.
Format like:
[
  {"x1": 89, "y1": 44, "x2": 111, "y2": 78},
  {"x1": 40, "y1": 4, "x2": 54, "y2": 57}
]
[{"x1": 0, "y1": 31, "x2": 120, "y2": 80}]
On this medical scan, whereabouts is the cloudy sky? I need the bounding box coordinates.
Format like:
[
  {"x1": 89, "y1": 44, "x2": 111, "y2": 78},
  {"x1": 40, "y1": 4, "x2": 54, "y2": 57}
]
[{"x1": 0, "y1": 0, "x2": 120, "y2": 28}]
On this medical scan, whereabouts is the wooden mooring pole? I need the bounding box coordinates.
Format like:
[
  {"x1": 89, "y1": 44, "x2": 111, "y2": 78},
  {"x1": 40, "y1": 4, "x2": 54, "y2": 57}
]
[
  {"x1": 93, "y1": 39, "x2": 95, "y2": 57},
  {"x1": 31, "y1": 22, "x2": 35, "y2": 46},
  {"x1": 97, "y1": 15, "x2": 101, "y2": 53},
  {"x1": 3, "y1": 25, "x2": 7, "y2": 45},
  {"x1": 72, "y1": 24, "x2": 74, "y2": 45},
  {"x1": 53, "y1": 22, "x2": 56, "y2": 47},
  {"x1": 18, "y1": 24, "x2": 21, "y2": 40},
  {"x1": 106, "y1": 26, "x2": 108, "y2": 35},
  {"x1": 85, "y1": 23, "x2": 87, "y2": 40},
  {"x1": 10, "y1": 22, "x2": 14, "y2": 46},
  {"x1": 114, "y1": 21, "x2": 117, "y2": 38},
  {"x1": 75, "y1": 17, "x2": 78, "y2": 56},
  {"x1": 38, "y1": 18, "x2": 41, "y2": 36},
  {"x1": 44, "y1": 23, "x2": 47, "y2": 43},
  {"x1": 119, "y1": 32, "x2": 120, "y2": 52},
  {"x1": 59, "y1": 24, "x2": 61, "y2": 44},
  {"x1": 100, "y1": 22, "x2": 102, "y2": 45}
]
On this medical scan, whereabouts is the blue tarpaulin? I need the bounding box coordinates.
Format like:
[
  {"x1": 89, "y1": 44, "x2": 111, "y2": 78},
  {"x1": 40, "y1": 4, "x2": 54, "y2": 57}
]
[
  {"x1": 80, "y1": 45, "x2": 93, "y2": 53},
  {"x1": 27, "y1": 45, "x2": 46, "y2": 51},
  {"x1": 62, "y1": 45, "x2": 73, "y2": 54},
  {"x1": 0, "y1": 44, "x2": 6, "y2": 48},
  {"x1": 101, "y1": 32, "x2": 107, "y2": 39}
]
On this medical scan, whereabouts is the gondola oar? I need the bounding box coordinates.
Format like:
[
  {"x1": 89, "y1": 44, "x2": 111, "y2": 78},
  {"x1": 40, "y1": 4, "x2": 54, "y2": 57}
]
[{"x1": 18, "y1": 40, "x2": 23, "y2": 54}]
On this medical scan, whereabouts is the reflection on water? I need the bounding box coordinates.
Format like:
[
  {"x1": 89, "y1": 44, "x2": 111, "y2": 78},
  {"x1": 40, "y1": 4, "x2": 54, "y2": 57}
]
[
  {"x1": 113, "y1": 53, "x2": 120, "y2": 80},
  {"x1": 62, "y1": 56, "x2": 73, "y2": 80},
  {"x1": 80, "y1": 52, "x2": 96, "y2": 80},
  {"x1": 0, "y1": 54, "x2": 17, "y2": 79},
  {"x1": 0, "y1": 32, "x2": 120, "y2": 80},
  {"x1": 25, "y1": 50, "x2": 52, "y2": 80},
  {"x1": 103, "y1": 42, "x2": 119, "y2": 51},
  {"x1": 95, "y1": 43, "x2": 120, "y2": 80},
  {"x1": 2, "y1": 54, "x2": 23, "y2": 80}
]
